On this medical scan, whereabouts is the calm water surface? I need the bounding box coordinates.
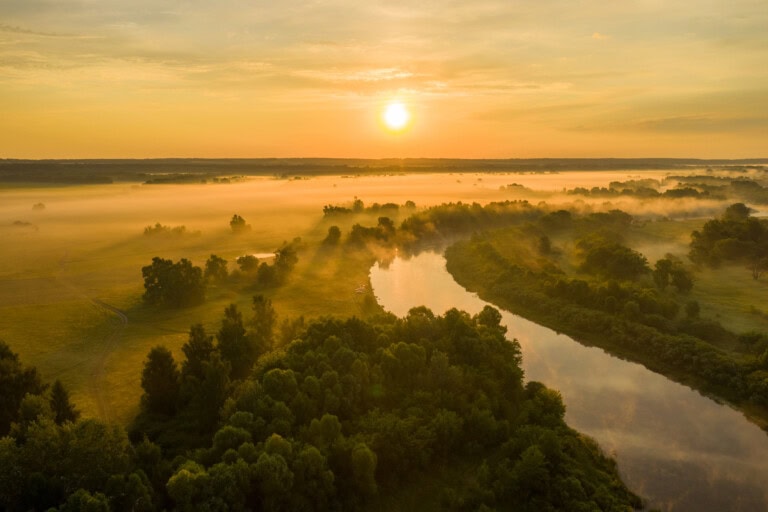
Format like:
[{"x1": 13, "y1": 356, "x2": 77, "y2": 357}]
[{"x1": 370, "y1": 252, "x2": 768, "y2": 512}]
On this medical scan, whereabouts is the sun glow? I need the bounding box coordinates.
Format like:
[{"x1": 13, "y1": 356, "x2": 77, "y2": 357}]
[{"x1": 383, "y1": 102, "x2": 410, "y2": 131}]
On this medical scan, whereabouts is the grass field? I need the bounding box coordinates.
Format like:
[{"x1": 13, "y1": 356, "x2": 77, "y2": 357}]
[{"x1": 1, "y1": 170, "x2": 761, "y2": 425}]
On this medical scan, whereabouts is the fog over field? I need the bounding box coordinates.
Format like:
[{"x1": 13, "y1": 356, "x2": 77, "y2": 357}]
[{"x1": 0, "y1": 168, "x2": 751, "y2": 418}]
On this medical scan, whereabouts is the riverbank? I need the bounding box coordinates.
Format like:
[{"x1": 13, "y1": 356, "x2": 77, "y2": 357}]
[{"x1": 443, "y1": 238, "x2": 768, "y2": 433}]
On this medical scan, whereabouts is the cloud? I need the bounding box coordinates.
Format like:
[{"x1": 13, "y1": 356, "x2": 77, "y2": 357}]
[
  {"x1": 630, "y1": 116, "x2": 768, "y2": 133},
  {"x1": 592, "y1": 32, "x2": 610, "y2": 40}
]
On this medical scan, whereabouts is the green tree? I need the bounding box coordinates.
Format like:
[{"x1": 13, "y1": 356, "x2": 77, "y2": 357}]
[
  {"x1": 350, "y1": 443, "x2": 378, "y2": 495},
  {"x1": 0, "y1": 340, "x2": 46, "y2": 435},
  {"x1": 653, "y1": 258, "x2": 673, "y2": 290},
  {"x1": 237, "y1": 254, "x2": 259, "y2": 272},
  {"x1": 181, "y1": 324, "x2": 215, "y2": 383},
  {"x1": 252, "y1": 294, "x2": 277, "y2": 351},
  {"x1": 254, "y1": 452, "x2": 294, "y2": 510},
  {"x1": 580, "y1": 242, "x2": 649, "y2": 280},
  {"x1": 60, "y1": 489, "x2": 110, "y2": 512},
  {"x1": 256, "y1": 262, "x2": 277, "y2": 287},
  {"x1": 140, "y1": 346, "x2": 180, "y2": 415},
  {"x1": 274, "y1": 242, "x2": 299, "y2": 277},
  {"x1": 141, "y1": 257, "x2": 205, "y2": 307},
  {"x1": 217, "y1": 304, "x2": 255, "y2": 380},
  {"x1": 190, "y1": 353, "x2": 231, "y2": 431},
  {"x1": 50, "y1": 380, "x2": 80, "y2": 425},
  {"x1": 204, "y1": 254, "x2": 228, "y2": 282},
  {"x1": 670, "y1": 266, "x2": 694, "y2": 292}
]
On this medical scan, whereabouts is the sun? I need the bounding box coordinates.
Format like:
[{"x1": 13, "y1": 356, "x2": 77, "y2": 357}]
[{"x1": 383, "y1": 102, "x2": 411, "y2": 131}]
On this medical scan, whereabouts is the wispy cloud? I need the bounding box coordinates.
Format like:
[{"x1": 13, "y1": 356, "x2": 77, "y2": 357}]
[{"x1": 1, "y1": 0, "x2": 767, "y2": 157}]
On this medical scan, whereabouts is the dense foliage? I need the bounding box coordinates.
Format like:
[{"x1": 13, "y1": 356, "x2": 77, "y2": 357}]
[
  {"x1": 1, "y1": 310, "x2": 640, "y2": 510},
  {"x1": 133, "y1": 308, "x2": 639, "y2": 511},
  {"x1": 141, "y1": 257, "x2": 206, "y2": 308},
  {"x1": 690, "y1": 203, "x2": 768, "y2": 278}
]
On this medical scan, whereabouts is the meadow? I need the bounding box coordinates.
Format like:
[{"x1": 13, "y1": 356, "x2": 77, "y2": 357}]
[{"x1": 2, "y1": 168, "x2": 767, "y2": 426}]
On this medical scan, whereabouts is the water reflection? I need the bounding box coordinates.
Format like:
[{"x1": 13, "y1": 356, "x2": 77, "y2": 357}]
[{"x1": 370, "y1": 252, "x2": 768, "y2": 512}]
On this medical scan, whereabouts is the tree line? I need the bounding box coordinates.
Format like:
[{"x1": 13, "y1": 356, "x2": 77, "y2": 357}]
[{"x1": 141, "y1": 239, "x2": 301, "y2": 308}]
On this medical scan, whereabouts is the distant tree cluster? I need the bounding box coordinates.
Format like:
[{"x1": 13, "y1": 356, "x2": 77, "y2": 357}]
[
  {"x1": 322, "y1": 199, "x2": 415, "y2": 217},
  {"x1": 143, "y1": 223, "x2": 197, "y2": 237},
  {"x1": 347, "y1": 217, "x2": 396, "y2": 248},
  {"x1": 690, "y1": 203, "x2": 768, "y2": 279},
  {"x1": 568, "y1": 185, "x2": 708, "y2": 199},
  {"x1": 141, "y1": 257, "x2": 206, "y2": 307},
  {"x1": 230, "y1": 214, "x2": 251, "y2": 233},
  {"x1": 323, "y1": 225, "x2": 342, "y2": 245},
  {"x1": 237, "y1": 254, "x2": 260, "y2": 272},
  {"x1": 204, "y1": 254, "x2": 228, "y2": 283},
  {"x1": 653, "y1": 256, "x2": 694, "y2": 293},
  {"x1": 577, "y1": 236, "x2": 649, "y2": 281},
  {"x1": 252, "y1": 239, "x2": 301, "y2": 287}
]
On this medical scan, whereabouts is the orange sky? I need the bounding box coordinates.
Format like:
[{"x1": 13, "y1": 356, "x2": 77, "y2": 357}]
[{"x1": 1, "y1": 1, "x2": 766, "y2": 158}]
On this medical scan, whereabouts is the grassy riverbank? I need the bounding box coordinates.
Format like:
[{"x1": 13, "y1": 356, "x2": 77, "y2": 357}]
[{"x1": 444, "y1": 230, "x2": 768, "y2": 432}]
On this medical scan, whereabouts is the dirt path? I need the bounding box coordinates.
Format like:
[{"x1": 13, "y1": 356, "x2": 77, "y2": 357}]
[
  {"x1": 55, "y1": 257, "x2": 128, "y2": 423},
  {"x1": 89, "y1": 298, "x2": 128, "y2": 422}
]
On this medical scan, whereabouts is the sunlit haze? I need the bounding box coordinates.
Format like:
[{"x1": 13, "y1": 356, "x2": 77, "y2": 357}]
[
  {"x1": 1, "y1": 1, "x2": 766, "y2": 158},
  {"x1": 383, "y1": 102, "x2": 410, "y2": 131}
]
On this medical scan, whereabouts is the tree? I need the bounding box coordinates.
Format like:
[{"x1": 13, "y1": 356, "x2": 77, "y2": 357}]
[
  {"x1": 654, "y1": 256, "x2": 694, "y2": 292},
  {"x1": 60, "y1": 489, "x2": 110, "y2": 512},
  {"x1": 230, "y1": 214, "x2": 251, "y2": 233},
  {"x1": 689, "y1": 204, "x2": 768, "y2": 272},
  {"x1": 723, "y1": 202, "x2": 753, "y2": 221},
  {"x1": 140, "y1": 346, "x2": 180, "y2": 415},
  {"x1": 204, "y1": 254, "x2": 228, "y2": 282},
  {"x1": 685, "y1": 300, "x2": 700, "y2": 319},
  {"x1": 747, "y1": 257, "x2": 768, "y2": 281},
  {"x1": 181, "y1": 324, "x2": 215, "y2": 383},
  {"x1": 670, "y1": 267, "x2": 694, "y2": 292},
  {"x1": 141, "y1": 257, "x2": 205, "y2": 307},
  {"x1": 323, "y1": 226, "x2": 341, "y2": 245},
  {"x1": 256, "y1": 262, "x2": 277, "y2": 287},
  {"x1": 274, "y1": 242, "x2": 299, "y2": 276},
  {"x1": 217, "y1": 304, "x2": 255, "y2": 380},
  {"x1": 579, "y1": 241, "x2": 649, "y2": 280},
  {"x1": 237, "y1": 254, "x2": 259, "y2": 272},
  {"x1": 50, "y1": 380, "x2": 80, "y2": 425},
  {"x1": 190, "y1": 353, "x2": 231, "y2": 431},
  {"x1": 254, "y1": 452, "x2": 294, "y2": 509},
  {"x1": 350, "y1": 443, "x2": 377, "y2": 495},
  {"x1": 653, "y1": 258, "x2": 674, "y2": 290},
  {"x1": 252, "y1": 295, "x2": 277, "y2": 351},
  {"x1": 0, "y1": 340, "x2": 46, "y2": 435}
]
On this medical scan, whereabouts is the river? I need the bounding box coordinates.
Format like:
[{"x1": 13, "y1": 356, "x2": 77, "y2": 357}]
[{"x1": 370, "y1": 251, "x2": 768, "y2": 512}]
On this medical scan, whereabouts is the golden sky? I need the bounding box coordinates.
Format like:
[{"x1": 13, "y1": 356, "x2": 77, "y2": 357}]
[{"x1": 1, "y1": 0, "x2": 766, "y2": 158}]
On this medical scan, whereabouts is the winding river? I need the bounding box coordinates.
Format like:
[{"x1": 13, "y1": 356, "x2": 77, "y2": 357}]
[{"x1": 370, "y1": 251, "x2": 768, "y2": 512}]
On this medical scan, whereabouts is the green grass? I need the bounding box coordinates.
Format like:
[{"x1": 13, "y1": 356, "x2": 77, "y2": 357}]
[{"x1": 0, "y1": 190, "x2": 395, "y2": 424}]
